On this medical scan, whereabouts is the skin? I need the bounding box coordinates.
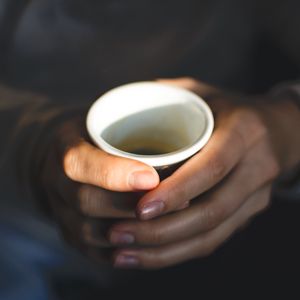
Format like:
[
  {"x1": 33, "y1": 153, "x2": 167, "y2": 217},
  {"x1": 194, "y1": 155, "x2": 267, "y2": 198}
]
[{"x1": 41, "y1": 78, "x2": 300, "y2": 269}]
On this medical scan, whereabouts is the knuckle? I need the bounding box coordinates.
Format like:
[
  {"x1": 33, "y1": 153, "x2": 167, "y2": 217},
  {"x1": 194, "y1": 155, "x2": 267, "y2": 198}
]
[
  {"x1": 95, "y1": 165, "x2": 115, "y2": 189},
  {"x1": 209, "y1": 157, "x2": 227, "y2": 181},
  {"x1": 232, "y1": 107, "x2": 259, "y2": 125},
  {"x1": 150, "y1": 229, "x2": 164, "y2": 245},
  {"x1": 230, "y1": 126, "x2": 247, "y2": 153},
  {"x1": 230, "y1": 107, "x2": 252, "y2": 126},
  {"x1": 231, "y1": 107, "x2": 268, "y2": 145},
  {"x1": 266, "y1": 157, "x2": 280, "y2": 180},
  {"x1": 201, "y1": 205, "x2": 223, "y2": 231},
  {"x1": 141, "y1": 223, "x2": 165, "y2": 245}
]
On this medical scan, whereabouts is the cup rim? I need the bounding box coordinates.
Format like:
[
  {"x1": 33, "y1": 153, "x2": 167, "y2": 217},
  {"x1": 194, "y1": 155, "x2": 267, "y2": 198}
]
[{"x1": 86, "y1": 81, "x2": 214, "y2": 168}]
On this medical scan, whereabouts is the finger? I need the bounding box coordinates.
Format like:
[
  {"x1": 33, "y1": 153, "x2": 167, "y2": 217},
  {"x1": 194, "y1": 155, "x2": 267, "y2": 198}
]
[
  {"x1": 113, "y1": 186, "x2": 271, "y2": 269},
  {"x1": 157, "y1": 78, "x2": 236, "y2": 114},
  {"x1": 55, "y1": 171, "x2": 139, "y2": 218},
  {"x1": 136, "y1": 116, "x2": 247, "y2": 220},
  {"x1": 109, "y1": 142, "x2": 275, "y2": 246},
  {"x1": 136, "y1": 106, "x2": 274, "y2": 220},
  {"x1": 157, "y1": 78, "x2": 222, "y2": 101},
  {"x1": 49, "y1": 153, "x2": 140, "y2": 218},
  {"x1": 63, "y1": 140, "x2": 159, "y2": 192},
  {"x1": 48, "y1": 191, "x2": 112, "y2": 248},
  {"x1": 56, "y1": 206, "x2": 115, "y2": 265},
  {"x1": 69, "y1": 183, "x2": 138, "y2": 218}
]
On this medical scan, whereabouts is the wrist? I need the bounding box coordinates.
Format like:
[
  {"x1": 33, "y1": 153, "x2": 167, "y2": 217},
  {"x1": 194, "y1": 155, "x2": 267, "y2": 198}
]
[
  {"x1": 271, "y1": 95, "x2": 300, "y2": 171},
  {"x1": 264, "y1": 86, "x2": 300, "y2": 201},
  {"x1": 245, "y1": 94, "x2": 300, "y2": 201},
  {"x1": 250, "y1": 94, "x2": 300, "y2": 173}
]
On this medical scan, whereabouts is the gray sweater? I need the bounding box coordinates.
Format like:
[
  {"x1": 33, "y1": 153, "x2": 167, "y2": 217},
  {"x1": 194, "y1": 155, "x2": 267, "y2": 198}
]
[{"x1": 0, "y1": 0, "x2": 299, "y2": 216}]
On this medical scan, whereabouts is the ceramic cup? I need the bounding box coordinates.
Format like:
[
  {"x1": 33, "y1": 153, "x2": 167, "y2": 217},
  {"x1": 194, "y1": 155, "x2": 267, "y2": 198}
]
[{"x1": 86, "y1": 82, "x2": 214, "y2": 175}]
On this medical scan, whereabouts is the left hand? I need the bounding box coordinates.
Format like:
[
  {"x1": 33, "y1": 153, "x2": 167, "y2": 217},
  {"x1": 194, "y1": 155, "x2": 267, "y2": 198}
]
[{"x1": 107, "y1": 78, "x2": 300, "y2": 269}]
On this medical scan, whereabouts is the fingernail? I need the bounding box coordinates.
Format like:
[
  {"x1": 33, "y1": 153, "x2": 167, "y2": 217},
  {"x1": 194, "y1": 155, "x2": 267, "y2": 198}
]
[
  {"x1": 114, "y1": 253, "x2": 139, "y2": 268},
  {"x1": 139, "y1": 200, "x2": 165, "y2": 220},
  {"x1": 129, "y1": 171, "x2": 158, "y2": 190},
  {"x1": 110, "y1": 231, "x2": 135, "y2": 245}
]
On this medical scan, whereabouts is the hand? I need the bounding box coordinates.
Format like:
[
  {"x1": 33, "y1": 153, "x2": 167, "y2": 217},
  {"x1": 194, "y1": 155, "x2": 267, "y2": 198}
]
[
  {"x1": 107, "y1": 78, "x2": 300, "y2": 269},
  {"x1": 40, "y1": 115, "x2": 159, "y2": 262}
]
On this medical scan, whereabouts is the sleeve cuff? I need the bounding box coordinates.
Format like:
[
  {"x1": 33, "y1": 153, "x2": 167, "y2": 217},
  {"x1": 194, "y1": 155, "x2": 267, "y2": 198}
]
[{"x1": 269, "y1": 81, "x2": 300, "y2": 201}]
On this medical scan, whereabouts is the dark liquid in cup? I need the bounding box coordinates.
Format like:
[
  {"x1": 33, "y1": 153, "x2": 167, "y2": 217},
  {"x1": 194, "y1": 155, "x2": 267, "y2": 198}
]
[{"x1": 115, "y1": 137, "x2": 179, "y2": 155}]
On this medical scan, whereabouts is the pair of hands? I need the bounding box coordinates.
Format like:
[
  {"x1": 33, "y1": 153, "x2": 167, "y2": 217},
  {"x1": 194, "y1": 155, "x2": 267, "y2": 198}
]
[{"x1": 41, "y1": 78, "x2": 299, "y2": 269}]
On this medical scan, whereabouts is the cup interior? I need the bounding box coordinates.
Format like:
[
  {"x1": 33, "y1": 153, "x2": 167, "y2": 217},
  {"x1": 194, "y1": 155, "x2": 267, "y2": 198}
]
[{"x1": 87, "y1": 82, "x2": 214, "y2": 167}]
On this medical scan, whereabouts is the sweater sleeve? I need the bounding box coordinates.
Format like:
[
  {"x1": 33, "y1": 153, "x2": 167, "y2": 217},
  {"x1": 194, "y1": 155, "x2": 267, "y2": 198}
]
[
  {"x1": 269, "y1": 81, "x2": 300, "y2": 202},
  {"x1": 0, "y1": 84, "x2": 83, "y2": 215}
]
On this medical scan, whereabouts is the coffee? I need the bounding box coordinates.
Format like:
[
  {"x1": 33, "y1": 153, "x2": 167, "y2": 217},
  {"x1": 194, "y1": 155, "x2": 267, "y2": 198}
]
[{"x1": 114, "y1": 136, "x2": 179, "y2": 155}]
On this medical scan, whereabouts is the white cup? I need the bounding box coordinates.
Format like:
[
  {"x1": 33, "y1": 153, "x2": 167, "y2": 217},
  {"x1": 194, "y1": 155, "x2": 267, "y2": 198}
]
[{"x1": 86, "y1": 82, "x2": 214, "y2": 169}]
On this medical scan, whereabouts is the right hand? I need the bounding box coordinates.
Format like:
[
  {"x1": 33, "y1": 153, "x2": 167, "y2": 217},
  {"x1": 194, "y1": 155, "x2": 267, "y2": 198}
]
[{"x1": 40, "y1": 115, "x2": 159, "y2": 263}]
